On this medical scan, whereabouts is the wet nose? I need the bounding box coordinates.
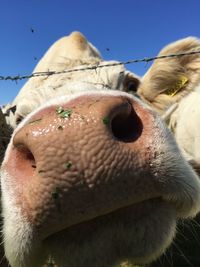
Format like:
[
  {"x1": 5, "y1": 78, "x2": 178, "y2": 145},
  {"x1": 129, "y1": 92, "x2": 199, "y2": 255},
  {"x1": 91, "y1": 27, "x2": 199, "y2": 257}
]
[{"x1": 5, "y1": 93, "x2": 159, "y2": 238}]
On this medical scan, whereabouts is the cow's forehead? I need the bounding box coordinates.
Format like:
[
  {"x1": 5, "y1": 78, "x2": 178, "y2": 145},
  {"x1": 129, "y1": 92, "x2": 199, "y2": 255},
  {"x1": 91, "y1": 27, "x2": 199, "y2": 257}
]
[
  {"x1": 53, "y1": 61, "x2": 133, "y2": 89},
  {"x1": 55, "y1": 61, "x2": 139, "y2": 93}
]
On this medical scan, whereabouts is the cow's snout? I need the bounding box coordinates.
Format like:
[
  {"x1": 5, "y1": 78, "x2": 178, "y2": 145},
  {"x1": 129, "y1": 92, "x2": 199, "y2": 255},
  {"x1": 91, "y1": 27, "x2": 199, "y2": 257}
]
[
  {"x1": 11, "y1": 95, "x2": 144, "y2": 192},
  {"x1": 4, "y1": 94, "x2": 159, "y2": 236}
]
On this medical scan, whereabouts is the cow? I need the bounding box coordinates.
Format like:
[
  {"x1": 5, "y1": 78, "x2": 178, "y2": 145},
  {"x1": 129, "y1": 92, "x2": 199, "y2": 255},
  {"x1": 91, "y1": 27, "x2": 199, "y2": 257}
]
[{"x1": 1, "y1": 32, "x2": 200, "y2": 267}]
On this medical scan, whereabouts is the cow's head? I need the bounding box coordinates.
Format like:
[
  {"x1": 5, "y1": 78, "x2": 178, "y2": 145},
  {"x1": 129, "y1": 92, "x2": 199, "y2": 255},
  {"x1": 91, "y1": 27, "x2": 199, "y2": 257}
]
[{"x1": 1, "y1": 32, "x2": 200, "y2": 267}]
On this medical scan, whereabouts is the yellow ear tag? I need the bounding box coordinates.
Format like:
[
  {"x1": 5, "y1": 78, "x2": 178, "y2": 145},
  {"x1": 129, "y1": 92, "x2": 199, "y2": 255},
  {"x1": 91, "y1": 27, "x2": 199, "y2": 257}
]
[{"x1": 165, "y1": 76, "x2": 189, "y2": 97}]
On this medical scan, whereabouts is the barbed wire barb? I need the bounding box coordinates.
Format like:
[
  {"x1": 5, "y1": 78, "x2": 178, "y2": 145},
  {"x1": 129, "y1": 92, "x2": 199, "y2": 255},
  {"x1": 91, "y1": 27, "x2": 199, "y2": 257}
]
[{"x1": 0, "y1": 49, "x2": 200, "y2": 82}]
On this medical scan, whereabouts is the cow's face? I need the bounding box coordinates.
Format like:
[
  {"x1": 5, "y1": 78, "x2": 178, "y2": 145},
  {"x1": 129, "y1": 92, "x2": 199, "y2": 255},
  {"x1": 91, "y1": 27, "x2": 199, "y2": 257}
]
[{"x1": 1, "y1": 32, "x2": 200, "y2": 267}]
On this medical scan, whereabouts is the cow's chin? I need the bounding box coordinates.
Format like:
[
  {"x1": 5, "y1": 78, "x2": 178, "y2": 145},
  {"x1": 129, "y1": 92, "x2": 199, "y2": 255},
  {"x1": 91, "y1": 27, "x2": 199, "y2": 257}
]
[
  {"x1": 3, "y1": 198, "x2": 176, "y2": 267},
  {"x1": 38, "y1": 198, "x2": 176, "y2": 267}
]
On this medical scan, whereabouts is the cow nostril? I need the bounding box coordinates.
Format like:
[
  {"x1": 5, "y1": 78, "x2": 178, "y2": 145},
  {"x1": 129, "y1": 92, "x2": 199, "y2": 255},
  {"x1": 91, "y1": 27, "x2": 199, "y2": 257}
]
[
  {"x1": 111, "y1": 110, "x2": 142, "y2": 142},
  {"x1": 15, "y1": 145, "x2": 36, "y2": 169}
]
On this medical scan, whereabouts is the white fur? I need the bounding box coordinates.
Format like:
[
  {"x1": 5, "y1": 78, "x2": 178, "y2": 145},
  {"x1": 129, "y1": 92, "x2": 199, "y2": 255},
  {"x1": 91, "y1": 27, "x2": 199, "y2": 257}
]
[{"x1": 169, "y1": 85, "x2": 200, "y2": 162}]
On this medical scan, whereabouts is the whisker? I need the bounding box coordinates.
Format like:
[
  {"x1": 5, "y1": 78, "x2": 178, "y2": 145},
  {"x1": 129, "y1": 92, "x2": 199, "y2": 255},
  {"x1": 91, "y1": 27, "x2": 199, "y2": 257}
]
[{"x1": 173, "y1": 242, "x2": 194, "y2": 267}]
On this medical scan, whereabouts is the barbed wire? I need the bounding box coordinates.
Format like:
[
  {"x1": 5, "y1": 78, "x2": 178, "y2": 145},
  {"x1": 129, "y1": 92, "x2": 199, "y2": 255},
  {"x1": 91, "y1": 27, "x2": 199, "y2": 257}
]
[{"x1": 0, "y1": 49, "x2": 200, "y2": 82}]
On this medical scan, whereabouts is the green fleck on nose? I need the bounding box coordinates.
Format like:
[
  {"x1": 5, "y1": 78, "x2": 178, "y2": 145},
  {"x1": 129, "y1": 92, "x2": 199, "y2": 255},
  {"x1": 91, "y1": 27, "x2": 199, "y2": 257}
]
[
  {"x1": 60, "y1": 109, "x2": 72, "y2": 118},
  {"x1": 103, "y1": 117, "x2": 109, "y2": 125},
  {"x1": 52, "y1": 187, "x2": 60, "y2": 200},
  {"x1": 56, "y1": 107, "x2": 72, "y2": 118},
  {"x1": 65, "y1": 161, "x2": 72, "y2": 170},
  {"x1": 56, "y1": 107, "x2": 64, "y2": 114}
]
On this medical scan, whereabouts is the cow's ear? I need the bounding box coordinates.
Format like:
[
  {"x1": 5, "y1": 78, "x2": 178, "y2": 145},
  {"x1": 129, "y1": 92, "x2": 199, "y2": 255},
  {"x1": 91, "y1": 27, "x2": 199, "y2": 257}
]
[
  {"x1": 138, "y1": 37, "x2": 200, "y2": 112},
  {"x1": 157, "y1": 37, "x2": 200, "y2": 94}
]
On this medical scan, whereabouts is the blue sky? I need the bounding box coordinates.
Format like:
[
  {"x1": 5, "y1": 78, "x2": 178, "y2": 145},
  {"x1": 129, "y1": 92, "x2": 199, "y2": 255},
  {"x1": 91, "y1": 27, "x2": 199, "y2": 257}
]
[{"x1": 0, "y1": 0, "x2": 200, "y2": 103}]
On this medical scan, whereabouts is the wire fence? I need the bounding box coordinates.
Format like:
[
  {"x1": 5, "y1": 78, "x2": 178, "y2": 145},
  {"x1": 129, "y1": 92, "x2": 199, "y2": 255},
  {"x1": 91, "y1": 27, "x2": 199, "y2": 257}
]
[{"x1": 0, "y1": 49, "x2": 200, "y2": 82}]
